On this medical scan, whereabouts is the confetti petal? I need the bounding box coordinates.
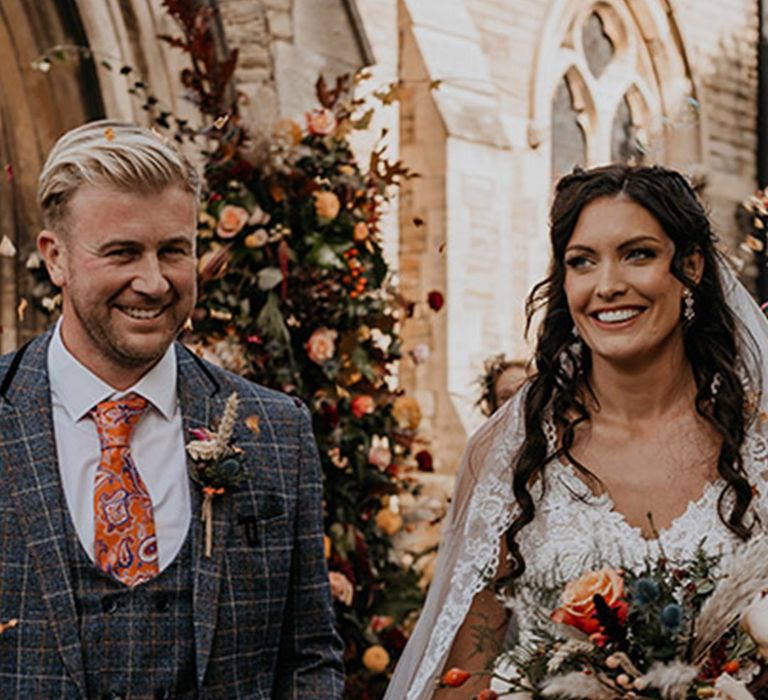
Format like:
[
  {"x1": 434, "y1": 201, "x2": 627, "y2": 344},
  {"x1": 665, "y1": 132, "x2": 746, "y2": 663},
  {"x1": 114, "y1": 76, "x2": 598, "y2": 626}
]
[
  {"x1": 0, "y1": 236, "x2": 17, "y2": 258},
  {"x1": 42, "y1": 294, "x2": 62, "y2": 312},
  {"x1": 16, "y1": 298, "x2": 27, "y2": 322},
  {"x1": 245, "y1": 415, "x2": 260, "y2": 435},
  {"x1": 4, "y1": 164, "x2": 13, "y2": 183},
  {"x1": 104, "y1": 127, "x2": 115, "y2": 141},
  {"x1": 209, "y1": 308, "x2": 232, "y2": 321},
  {"x1": 25, "y1": 252, "x2": 41, "y2": 269}
]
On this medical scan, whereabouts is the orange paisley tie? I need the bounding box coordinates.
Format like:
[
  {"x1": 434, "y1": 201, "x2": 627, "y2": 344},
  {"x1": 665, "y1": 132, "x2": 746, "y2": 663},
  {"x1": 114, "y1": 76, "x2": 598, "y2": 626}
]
[{"x1": 92, "y1": 394, "x2": 159, "y2": 586}]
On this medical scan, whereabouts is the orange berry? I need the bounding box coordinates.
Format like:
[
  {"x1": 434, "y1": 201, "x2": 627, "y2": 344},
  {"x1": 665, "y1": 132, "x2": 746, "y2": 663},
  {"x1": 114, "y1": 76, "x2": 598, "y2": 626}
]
[
  {"x1": 722, "y1": 660, "x2": 740, "y2": 674},
  {"x1": 362, "y1": 644, "x2": 390, "y2": 673},
  {"x1": 477, "y1": 691, "x2": 499, "y2": 700},
  {"x1": 441, "y1": 667, "x2": 471, "y2": 687}
]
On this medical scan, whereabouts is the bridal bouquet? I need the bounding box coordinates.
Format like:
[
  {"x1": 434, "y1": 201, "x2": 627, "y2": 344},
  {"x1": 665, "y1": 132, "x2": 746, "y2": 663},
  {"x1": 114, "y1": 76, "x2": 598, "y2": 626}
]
[{"x1": 440, "y1": 538, "x2": 768, "y2": 699}]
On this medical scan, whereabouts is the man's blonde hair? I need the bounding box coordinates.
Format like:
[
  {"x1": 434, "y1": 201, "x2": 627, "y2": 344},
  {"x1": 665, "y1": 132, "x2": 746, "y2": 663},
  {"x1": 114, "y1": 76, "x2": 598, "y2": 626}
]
[{"x1": 38, "y1": 119, "x2": 201, "y2": 231}]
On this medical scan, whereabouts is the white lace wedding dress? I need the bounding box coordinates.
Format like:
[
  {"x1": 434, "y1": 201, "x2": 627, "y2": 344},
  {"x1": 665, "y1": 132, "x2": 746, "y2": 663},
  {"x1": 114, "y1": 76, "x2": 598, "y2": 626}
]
[
  {"x1": 385, "y1": 396, "x2": 768, "y2": 699},
  {"x1": 384, "y1": 267, "x2": 768, "y2": 700}
]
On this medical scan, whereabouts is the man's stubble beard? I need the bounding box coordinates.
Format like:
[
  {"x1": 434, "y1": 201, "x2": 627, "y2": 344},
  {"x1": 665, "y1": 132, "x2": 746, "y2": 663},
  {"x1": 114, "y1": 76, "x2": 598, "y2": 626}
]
[{"x1": 70, "y1": 291, "x2": 186, "y2": 369}]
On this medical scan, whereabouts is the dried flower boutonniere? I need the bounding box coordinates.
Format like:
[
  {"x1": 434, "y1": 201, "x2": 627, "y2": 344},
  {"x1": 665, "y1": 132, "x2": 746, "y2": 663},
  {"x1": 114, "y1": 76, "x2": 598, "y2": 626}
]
[{"x1": 186, "y1": 392, "x2": 246, "y2": 557}]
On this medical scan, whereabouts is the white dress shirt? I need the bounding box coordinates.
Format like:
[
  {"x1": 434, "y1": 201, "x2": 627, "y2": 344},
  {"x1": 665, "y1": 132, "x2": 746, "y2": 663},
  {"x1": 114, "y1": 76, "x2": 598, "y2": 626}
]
[{"x1": 48, "y1": 322, "x2": 191, "y2": 571}]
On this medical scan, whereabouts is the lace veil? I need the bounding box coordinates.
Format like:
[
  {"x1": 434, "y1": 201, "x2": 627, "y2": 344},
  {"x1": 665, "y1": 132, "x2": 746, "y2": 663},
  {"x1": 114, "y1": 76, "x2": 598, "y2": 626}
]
[{"x1": 383, "y1": 258, "x2": 768, "y2": 700}]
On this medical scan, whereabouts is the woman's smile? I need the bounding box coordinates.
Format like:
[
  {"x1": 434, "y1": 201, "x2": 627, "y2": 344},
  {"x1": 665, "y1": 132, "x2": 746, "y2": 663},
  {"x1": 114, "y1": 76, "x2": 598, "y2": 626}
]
[{"x1": 589, "y1": 305, "x2": 646, "y2": 327}]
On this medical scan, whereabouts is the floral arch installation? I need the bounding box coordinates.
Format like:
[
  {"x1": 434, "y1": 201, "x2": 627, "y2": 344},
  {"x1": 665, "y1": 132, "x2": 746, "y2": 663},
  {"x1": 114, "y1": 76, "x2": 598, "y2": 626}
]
[{"x1": 529, "y1": 0, "x2": 701, "y2": 184}]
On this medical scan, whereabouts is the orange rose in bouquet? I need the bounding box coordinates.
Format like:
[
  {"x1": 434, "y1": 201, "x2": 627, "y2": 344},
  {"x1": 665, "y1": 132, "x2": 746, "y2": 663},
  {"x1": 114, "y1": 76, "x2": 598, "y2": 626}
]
[{"x1": 550, "y1": 568, "x2": 628, "y2": 636}]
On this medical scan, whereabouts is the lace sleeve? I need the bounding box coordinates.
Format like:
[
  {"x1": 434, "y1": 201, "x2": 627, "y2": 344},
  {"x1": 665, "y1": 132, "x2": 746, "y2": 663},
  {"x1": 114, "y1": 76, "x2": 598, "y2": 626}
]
[
  {"x1": 744, "y1": 418, "x2": 768, "y2": 526},
  {"x1": 384, "y1": 392, "x2": 526, "y2": 700}
]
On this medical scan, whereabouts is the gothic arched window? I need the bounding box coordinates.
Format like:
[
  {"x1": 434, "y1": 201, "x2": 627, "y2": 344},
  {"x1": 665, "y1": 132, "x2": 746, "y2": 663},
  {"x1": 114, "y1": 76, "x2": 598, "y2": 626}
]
[{"x1": 539, "y1": 1, "x2": 690, "y2": 184}]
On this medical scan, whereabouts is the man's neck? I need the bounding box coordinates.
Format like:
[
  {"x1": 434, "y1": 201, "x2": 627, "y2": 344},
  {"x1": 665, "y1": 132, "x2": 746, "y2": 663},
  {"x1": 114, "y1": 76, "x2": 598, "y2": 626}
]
[{"x1": 58, "y1": 321, "x2": 157, "y2": 391}]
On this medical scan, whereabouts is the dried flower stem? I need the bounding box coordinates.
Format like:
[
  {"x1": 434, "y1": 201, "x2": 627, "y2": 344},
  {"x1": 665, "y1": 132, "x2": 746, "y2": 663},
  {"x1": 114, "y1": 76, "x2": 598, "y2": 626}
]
[
  {"x1": 213, "y1": 392, "x2": 239, "y2": 456},
  {"x1": 201, "y1": 486, "x2": 224, "y2": 558}
]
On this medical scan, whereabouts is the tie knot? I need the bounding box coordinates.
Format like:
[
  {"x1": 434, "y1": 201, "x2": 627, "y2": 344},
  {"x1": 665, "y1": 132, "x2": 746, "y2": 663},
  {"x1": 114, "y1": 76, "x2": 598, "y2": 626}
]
[{"x1": 91, "y1": 393, "x2": 148, "y2": 447}]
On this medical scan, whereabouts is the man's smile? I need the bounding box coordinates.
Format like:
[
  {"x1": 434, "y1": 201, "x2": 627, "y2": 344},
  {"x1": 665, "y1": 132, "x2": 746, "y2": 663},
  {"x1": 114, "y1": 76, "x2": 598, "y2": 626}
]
[{"x1": 116, "y1": 305, "x2": 168, "y2": 320}]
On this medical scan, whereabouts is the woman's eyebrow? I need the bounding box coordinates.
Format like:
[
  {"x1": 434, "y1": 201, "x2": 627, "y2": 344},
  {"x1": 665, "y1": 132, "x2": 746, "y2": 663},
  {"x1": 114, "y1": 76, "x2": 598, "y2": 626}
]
[
  {"x1": 565, "y1": 235, "x2": 663, "y2": 254},
  {"x1": 616, "y1": 235, "x2": 663, "y2": 249}
]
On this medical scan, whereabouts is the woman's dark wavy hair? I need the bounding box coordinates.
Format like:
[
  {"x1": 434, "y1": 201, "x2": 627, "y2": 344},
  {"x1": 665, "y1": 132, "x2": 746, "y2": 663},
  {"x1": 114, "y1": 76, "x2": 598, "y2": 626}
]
[{"x1": 505, "y1": 163, "x2": 759, "y2": 579}]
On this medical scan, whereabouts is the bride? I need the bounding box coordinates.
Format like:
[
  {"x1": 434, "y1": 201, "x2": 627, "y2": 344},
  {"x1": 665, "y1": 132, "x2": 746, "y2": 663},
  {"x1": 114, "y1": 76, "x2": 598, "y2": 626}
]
[{"x1": 385, "y1": 164, "x2": 768, "y2": 699}]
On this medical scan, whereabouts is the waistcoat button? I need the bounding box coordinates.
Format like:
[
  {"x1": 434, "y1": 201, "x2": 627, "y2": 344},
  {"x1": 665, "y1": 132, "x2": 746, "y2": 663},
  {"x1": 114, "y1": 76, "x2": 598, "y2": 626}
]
[
  {"x1": 155, "y1": 593, "x2": 170, "y2": 612},
  {"x1": 101, "y1": 597, "x2": 119, "y2": 614}
]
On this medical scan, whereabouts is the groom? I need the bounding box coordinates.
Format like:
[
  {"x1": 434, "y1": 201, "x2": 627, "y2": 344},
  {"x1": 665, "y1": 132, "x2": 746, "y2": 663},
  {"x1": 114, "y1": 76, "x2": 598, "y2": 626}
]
[{"x1": 0, "y1": 121, "x2": 343, "y2": 697}]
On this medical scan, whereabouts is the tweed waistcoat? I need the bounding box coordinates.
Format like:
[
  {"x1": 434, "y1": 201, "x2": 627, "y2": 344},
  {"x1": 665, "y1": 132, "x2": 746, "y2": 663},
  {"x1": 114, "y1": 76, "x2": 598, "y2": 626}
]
[{"x1": 65, "y1": 511, "x2": 197, "y2": 700}]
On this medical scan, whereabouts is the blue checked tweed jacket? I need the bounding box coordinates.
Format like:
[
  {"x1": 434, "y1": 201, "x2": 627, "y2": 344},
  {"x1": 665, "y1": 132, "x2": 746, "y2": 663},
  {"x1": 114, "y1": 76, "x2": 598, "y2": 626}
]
[{"x1": 0, "y1": 331, "x2": 344, "y2": 698}]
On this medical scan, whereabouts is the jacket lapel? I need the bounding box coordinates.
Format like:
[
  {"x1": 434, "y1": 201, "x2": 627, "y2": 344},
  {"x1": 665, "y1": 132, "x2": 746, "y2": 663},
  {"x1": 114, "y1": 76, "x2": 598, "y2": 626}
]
[
  {"x1": 0, "y1": 333, "x2": 86, "y2": 696},
  {"x1": 175, "y1": 346, "x2": 233, "y2": 687}
]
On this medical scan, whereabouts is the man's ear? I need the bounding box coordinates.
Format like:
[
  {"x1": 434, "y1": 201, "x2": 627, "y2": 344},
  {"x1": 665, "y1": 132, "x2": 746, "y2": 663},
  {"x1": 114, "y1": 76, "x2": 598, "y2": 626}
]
[
  {"x1": 37, "y1": 229, "x2": 67, "y2": 287},
  {"x1": 682, "y1": 246, "x2": 704, "y2": 286}
]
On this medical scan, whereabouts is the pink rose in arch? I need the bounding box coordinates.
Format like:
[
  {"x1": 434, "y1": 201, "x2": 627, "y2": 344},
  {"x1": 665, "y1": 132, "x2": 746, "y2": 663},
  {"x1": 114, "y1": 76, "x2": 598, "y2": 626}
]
[
  {"x1": 305, "y1": 108, "x2": 338, "y2": 136},
  {"x1": 305, "y1": 327, "x2": 338, "y2": 364},
  {"x1": 351, "y1": 394, "x2": 375, "y2": 419},
  {"x1": 328, "y1": 571, "x2": 354, "y2": 605},
  {"x1": 368, "y1": 439, "x2": 392, "y2": 470},
  {"x1": 216, "y1": 205, "x2": 249, "y2": 239},
  {"x1": 370, "y1": 615, "x2": 394, "y2": 633}
]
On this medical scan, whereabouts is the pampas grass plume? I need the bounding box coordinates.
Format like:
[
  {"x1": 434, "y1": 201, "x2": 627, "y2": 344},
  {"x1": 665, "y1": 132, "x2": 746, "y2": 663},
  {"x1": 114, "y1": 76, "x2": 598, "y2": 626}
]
[
  {"x1": 637, "y1": 661, "x2": 699, "y2": 700},
  {"x1": 540, "y1": 672, "x2": 615, "y2": 699},
  {"x1": 693, "y1": 535, "x2": 768, "y2": 660}
]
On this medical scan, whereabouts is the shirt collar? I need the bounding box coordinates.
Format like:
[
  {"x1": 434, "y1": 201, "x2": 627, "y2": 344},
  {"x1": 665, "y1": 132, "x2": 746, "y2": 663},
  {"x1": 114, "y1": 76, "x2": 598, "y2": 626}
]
[{"x1": 47, "y1": 320, "x2": 178, "y2": 421}]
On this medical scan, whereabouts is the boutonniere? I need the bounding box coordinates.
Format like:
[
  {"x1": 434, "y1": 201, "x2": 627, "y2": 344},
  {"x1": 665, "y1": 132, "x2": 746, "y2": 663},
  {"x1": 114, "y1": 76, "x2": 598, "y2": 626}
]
[{"x1": 186, "y1": 391, "x2": 246, "y2": 557}]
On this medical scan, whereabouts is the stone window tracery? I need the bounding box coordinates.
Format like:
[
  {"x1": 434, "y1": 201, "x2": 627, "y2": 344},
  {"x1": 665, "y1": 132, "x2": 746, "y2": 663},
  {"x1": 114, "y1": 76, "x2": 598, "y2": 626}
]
[{"x1": 543, "y1": 0, "x2": 694, "y2": 182}]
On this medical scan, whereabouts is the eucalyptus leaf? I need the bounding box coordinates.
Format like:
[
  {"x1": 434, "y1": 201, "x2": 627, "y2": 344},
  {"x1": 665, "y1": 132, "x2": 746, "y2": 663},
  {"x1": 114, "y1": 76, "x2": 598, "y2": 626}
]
[
  {"x1": 256, "y1": 292, "x2": 290, "y2": 344},
  {"x1": 311, "y1": 244, "x2": 342, "y2": 268},
  {"x1": 257, "y1": 267, "x2": 283, "y2": 290}
]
